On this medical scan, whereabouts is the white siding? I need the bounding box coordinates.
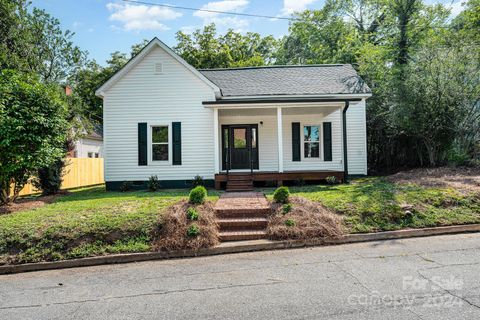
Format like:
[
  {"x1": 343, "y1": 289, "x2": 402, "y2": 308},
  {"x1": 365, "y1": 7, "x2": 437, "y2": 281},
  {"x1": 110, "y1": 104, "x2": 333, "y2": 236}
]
[
  {"x1": 74, "y1": 138, "x2": 103, "y2": 158},
  {"x1": 346, "y1": 100, "x2": 368, "y2": 175},
  {"x1": 103, "y1": 46, "x2": 216, "y2": 182}
]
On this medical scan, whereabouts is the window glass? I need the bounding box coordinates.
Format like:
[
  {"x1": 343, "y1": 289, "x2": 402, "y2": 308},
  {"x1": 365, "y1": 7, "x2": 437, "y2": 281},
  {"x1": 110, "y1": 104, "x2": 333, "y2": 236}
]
[
  {"x1": 233, "y1": 128, "x2": 247, "y2": 148},
  {"x1": 252, "y1": 128, "x2": 257, "y2": 148},
  {"x1": 304, "y1": 126, "x2": 320, "y2": 158},
  {"x1": 223, "y1": 128, "x2": 229, "y2": 148},
  {"x1": 152, "y1": 126, "x2": 169, "y2": 161},
  {"x1": 152, "y1": 126, "x2": 168, "y2": 143}
]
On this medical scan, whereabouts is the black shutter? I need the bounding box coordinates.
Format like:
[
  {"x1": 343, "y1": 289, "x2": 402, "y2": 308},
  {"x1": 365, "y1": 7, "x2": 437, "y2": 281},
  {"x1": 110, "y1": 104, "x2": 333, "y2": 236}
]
[
  {"x1": 323, "y1": 122, "x2": 332, "y2": 161},
  {"x1": 138, "y1": 123, "x2": 147, "y2": 166},
  {"x1": 292, "y1": 122, "x2": 300, "y2": 161},
  {"x1": 172, "y1": 122, "x2": 181, "y2": 165}
]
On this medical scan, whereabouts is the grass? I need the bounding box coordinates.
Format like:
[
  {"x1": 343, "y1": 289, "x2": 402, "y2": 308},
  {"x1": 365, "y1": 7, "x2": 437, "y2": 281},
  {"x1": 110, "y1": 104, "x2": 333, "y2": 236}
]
[
  {"x1": 0, "y1": 186, "x2": 219, "y2": 264},
  {"x1": 265, "y1": 177, "x2": 480, "y2": 233}
]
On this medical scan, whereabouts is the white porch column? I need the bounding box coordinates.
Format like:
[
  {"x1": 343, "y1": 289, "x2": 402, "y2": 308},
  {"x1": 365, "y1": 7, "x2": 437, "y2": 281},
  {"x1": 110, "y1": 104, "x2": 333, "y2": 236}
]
[
  {"x1": 213, "y1": 108, "x2": 220, "y2": 174},
  {"x1": 277, "y1": 106, "x2": 284, "y2": 173}
]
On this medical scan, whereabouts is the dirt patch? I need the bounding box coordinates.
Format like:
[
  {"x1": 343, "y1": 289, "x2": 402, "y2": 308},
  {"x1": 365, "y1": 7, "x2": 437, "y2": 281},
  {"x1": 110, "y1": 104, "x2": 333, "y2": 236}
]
[
  {"x1": 267, "y1": 196, "x2": 344, "y2": 241},
  {"x1": 152, "y1": 200, "x2": 219, "y2": 252},
  {"x1": 387, "y1": 167, "x2": 480, "y2": 193},
  {"x1": 0, "y1": 191, "x2": 67, "y2": 215}
]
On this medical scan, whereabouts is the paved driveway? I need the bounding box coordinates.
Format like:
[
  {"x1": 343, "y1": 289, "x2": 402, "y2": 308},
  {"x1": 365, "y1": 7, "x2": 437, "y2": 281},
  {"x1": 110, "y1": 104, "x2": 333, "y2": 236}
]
[{"x1": 1, "y1": 233, "x2": 480, "y2": 320}]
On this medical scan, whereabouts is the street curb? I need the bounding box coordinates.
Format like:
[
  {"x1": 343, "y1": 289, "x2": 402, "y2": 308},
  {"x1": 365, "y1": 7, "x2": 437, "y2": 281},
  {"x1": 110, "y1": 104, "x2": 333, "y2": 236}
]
[{"x1": 1, "y1": 224, "x2": 480, "y2": 275}]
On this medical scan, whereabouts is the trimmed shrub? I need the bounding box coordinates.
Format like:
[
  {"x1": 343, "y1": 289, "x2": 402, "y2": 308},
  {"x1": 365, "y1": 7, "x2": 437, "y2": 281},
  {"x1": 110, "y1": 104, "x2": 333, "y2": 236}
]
[
  {"x1": 119, "y1": 181, "x2": 132, "y2": 192},
  {"x1": 187, "y1": 224, "x2": 200, "y2": 237},
  {"x1": 282, "y1": 203, "x2": 293, "y2": 214},
  {"x1": 191, "y1": 175, "x2": 204, "y2": 187},
  {"x1": 33, "y1": 159, "x2": 66, "y2": 195},
  {"x1": 186, "y1": 207, "x2": 199, "y2": 220},
  {"x1": 189, "y1": 186, "x2": 207, "y2": 204},
  {"x1": 285, "y1": 219, "x2": 296, "y2": 227},
  {"x1": 326, "y1": 176, "x2": 338, "y2": 185},
  {"x1": 273, "y1": 186, "x2": 290, "y2": 204},
  {"x1": 148, "y1": 175, "x2": 160, "y2": 191}
]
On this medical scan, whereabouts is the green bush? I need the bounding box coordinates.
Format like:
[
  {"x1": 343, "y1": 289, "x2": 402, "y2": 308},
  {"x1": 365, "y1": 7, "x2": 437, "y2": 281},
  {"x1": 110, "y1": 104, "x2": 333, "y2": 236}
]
[
  {"x1": 191, "y1": 175, "x2": 204, "y2": 187},
  {"x1": 273, "y1": 186, "x2": 290, "y2": 204},
  {"x1": 326, "y1": 176, "x2": 338, "y2": 185},
  {"x1": 285, "y1": 219, "x2": 295, "y2": 227},
  {"x1": 148, "y1": 175, "x2": 160, "y2": 191},
  {"x1": 187, "y1": 224, "x2": 200, "y2": 237},
  {"x1": 189, "y1": 186, "x2": 207, "y2": 204},
  {"x1": 282, "y1": 203, "x2": 293, "y2": 214},
  {"x1": 119, "y1": 181, "x2": 132, "y2": 192},
  {"x1": 186, "y1": 207, "x2": 199, "y2": 220},
  {"x1": 33, "y1": 159, "x2": 66, "y2": 195}
]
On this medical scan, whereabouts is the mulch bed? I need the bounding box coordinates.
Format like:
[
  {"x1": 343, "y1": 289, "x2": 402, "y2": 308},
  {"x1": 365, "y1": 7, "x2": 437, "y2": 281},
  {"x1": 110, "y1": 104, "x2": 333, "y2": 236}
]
[
  {"x1": 152, "y1": 200, "x2": 219, "y2": 252},
  {"x1": 0, "y1": 191, "x2": 67, "y2": 215},
  {"x1": 387, "y1": 166, "x2": 480, "y2": 194},
  {"x1": 267, "y1": 196, "x2": 344, "y2": 241}
]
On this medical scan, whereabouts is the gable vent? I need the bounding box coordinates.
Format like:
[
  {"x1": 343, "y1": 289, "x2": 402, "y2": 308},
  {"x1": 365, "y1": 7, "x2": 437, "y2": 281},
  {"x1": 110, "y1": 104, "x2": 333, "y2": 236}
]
[{"x1": 154, "y1": 62, "x2": 163, "y2": 74}]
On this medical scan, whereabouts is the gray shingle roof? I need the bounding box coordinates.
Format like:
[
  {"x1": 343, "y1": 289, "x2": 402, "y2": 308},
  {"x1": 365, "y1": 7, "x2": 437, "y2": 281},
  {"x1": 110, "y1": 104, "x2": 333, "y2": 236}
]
[{"x1": 199, "y1": 64, "x2": 370, "y2": 98}]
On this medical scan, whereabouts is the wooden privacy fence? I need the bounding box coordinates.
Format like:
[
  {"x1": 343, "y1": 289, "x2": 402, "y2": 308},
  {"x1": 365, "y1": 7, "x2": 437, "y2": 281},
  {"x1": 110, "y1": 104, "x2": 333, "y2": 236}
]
[{"x1": 19, "y1": 158, "x2": 104, "y2": 196}]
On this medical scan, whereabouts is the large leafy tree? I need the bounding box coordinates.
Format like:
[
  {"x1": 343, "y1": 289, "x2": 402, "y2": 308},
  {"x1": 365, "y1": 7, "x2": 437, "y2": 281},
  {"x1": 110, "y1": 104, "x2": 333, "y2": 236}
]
[
  {"x1": 174, "y1": 24, "x2": 278, "y2": 69},
  {"x1": 0, "y1": 70, "x2": 68, "y2": 204}
]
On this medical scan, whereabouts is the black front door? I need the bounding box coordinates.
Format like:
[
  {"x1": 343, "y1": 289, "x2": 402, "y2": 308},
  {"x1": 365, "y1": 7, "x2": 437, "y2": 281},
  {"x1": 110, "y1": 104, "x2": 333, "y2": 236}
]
[{"x1": 222, "y1": 124, "x2": 259, "y2": 170}]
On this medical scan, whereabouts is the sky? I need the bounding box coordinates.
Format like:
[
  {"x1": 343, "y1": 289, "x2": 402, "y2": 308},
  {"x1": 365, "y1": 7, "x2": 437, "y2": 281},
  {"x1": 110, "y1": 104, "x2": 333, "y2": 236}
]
[{"x1": 31, "y1": 0, "x2": 466, "y2": 66}]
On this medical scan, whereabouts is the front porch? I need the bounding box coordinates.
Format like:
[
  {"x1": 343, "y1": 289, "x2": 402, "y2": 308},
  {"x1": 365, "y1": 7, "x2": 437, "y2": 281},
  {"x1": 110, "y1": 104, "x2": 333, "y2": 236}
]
[
  {"x1": 208, "y1": 100, "x2": 354, "y2": 190},
  {"x1": 214, "y1": 170, "x2": 345, "y2": 190}
]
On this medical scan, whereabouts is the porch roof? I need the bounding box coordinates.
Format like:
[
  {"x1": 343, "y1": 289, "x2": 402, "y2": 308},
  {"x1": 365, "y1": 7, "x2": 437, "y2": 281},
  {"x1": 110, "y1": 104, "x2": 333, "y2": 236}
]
[{"x1": 199, "y1": 64, "x2": 371, "y2": 99}]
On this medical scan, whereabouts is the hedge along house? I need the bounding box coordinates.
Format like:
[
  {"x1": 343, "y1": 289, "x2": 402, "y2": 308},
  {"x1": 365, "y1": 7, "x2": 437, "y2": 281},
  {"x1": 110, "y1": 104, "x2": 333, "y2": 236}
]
[{"x1": 96, "y1": 38, "x2": 371, "y2": 191}]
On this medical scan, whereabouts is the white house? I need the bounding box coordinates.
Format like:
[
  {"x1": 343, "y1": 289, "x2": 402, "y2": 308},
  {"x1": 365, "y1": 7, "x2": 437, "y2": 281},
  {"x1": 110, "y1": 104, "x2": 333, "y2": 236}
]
[
  {"x1": 96, "y1": 38, "x2": 371, "y2": 191},
  {"x1": 71, "y1": 127, "x2": 103, "y2": 158}
]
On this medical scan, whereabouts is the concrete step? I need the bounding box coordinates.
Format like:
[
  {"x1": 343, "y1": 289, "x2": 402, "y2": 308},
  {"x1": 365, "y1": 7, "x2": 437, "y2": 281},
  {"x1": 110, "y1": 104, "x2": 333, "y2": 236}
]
[
  {"x1": 219, "y1": 230, "x2": 267, "y2": 241},
  {"x1": 217, "y1": 217, "x2": 268, "y2": 230}
]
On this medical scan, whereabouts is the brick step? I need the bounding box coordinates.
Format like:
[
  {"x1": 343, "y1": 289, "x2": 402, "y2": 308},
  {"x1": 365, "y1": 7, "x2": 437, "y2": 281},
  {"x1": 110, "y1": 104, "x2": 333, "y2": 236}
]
[
  {"x1": 215, "y1": 207, "x2": 270, "y2": 218},
  {"x1": 227, "y1": 175, "x2": 253, "y2": 181},
  {"x1": 226, "y1": 186, "x2": 254, "y2": 192},
  {"x1": 219, "y1": 230, "x2": 267, "y2": 241},
  {"x1": 217, "y1": 217, "x2": 268, "y2": 230}
]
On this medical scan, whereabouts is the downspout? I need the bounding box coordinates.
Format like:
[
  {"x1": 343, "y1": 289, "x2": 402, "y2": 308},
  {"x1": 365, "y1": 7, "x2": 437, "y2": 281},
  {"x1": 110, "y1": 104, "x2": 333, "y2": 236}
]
[{"x1": 342, "y1": 101, "x2": 349, "y2": 183}]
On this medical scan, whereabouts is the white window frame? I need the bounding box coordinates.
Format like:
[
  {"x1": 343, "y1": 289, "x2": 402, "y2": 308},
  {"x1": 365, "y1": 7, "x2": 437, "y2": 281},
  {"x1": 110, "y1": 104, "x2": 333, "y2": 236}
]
[
  {"x1": 148, "y1": 123, "x2": 171, "y2": 165},
  {"x1": 301, "y1": 123, "x2": 322, "y2": 160}
]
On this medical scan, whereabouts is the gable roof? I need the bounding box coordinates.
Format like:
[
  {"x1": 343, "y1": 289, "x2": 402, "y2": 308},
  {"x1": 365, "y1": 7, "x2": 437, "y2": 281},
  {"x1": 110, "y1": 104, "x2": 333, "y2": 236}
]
[
  {"x1": 199, "y1": 65, "x2": 371, "y2": 98},
  {"x1": 95, "y1": 38, "x2": 220, "y2": 98}
]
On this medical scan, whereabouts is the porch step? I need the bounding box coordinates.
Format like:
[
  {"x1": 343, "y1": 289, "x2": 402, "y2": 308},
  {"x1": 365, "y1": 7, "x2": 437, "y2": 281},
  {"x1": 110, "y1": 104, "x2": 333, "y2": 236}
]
[
  {"x1": 226, "y1": 174, "x2": 254, "y2": 191},
  {"x1": 219, "y1": 230, "x2": 267, "y2": 242},
  {"x1": 217, "y1": 217, "x2": 268, "y2": 231}
]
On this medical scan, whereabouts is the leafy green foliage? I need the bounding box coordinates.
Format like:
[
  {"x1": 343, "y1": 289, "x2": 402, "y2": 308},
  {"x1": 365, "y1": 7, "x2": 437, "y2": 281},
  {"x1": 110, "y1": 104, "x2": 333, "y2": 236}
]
[
  {"x1": 33, "y1": 159, "x2": 66, "y2": 195},
  {"x1": 148, "y1": 175, "x2": 160, "y2": 192},
  {"x1": 273, "y1": 186, "x2": 290, "y2": 204},
  {"x1": 186, "y1": 207, "x2": 200, "y2": 220},
  {"x1": 174, "y1": 24, "x2": 278, "y2": 69},
  {"x1": 186, "y1": 224, "x2": 200, "y2": 237},
  {"x1": 282, "y1": 203, "x2": 293, "y2": 214},
  {"x1": 191, "y1": 175, "x2": 205, "y2": 188},
  {"x1": 119, "y1": 181, "x2": 132, "y2": 192},
  {"x1": 285, "y1": 219, "x2": 296, "y2": 227},
  {"x1": 325, "y1": 176, "x2": 338, "y2": 185},
  {"x1": 189, "y1": 186, "x2": 207, "y2": 204},
  {"x1": 0, "y1": 70, "x2": 68, "y2": 203}
]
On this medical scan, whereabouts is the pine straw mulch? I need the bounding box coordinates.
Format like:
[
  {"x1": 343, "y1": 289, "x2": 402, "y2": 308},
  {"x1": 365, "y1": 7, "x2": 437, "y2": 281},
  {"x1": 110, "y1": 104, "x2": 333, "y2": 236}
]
[
  {"x1": 152, "y1": 200, "x2": 219, "y2": 252},
  {"x1": 267, "y1": 196, "x2": 345, "y2": 241},
  {"x1": 386, "y1": 166, "x2": 480, "y2": 194},
  {"x1": 0, "y1": 191, "x2": 67, "y2": 215}
]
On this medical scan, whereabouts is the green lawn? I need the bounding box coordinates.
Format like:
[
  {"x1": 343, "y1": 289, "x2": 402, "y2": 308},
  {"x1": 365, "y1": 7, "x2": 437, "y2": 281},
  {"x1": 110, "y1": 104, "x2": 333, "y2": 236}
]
[
  {"x1": 0, "y1": 186, "x2": 219, "y2": 264},
  {"x1": 267, "y1": 177, "x2": 480, "y2": 233}
]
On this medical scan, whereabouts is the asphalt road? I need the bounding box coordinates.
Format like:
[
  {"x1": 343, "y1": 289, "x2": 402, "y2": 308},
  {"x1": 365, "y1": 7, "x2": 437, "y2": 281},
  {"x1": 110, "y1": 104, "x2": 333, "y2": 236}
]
[{"x1": 1, "y1": 233, "x2": 480, "y2": 320}]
